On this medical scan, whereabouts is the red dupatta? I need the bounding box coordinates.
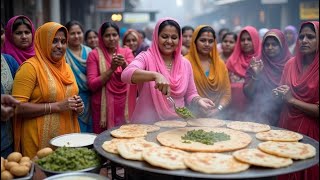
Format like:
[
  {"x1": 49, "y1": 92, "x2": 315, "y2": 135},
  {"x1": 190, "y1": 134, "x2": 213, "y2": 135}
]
[
  {"x1": 279, "y1": 21, "x2": 319, "y2": 141},
  {"x1": 226, "y1": 26, "x2": 261, "y2": 78}
]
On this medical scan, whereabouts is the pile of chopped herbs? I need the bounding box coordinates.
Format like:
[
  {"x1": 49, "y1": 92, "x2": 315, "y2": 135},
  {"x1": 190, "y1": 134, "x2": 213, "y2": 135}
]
[
  {"x1": 36, "y1": 147, "x2": 100, "y2": 172},
  {"x1": 176, "y1": 107, "x2": 195, "y2": 119},
  {"x1": 181, "y1": 129, "x2": 230, "y2": 145}
]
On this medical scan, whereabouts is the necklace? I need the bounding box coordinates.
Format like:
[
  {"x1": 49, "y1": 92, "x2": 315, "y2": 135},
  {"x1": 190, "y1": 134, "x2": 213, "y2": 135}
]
[{"x1": 165, "y1": 62, "x2": 173, "y2": 70}]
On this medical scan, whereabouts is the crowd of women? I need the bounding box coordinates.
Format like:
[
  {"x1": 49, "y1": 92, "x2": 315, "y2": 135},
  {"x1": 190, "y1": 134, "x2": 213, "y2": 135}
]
[{"x1": 1, "y1": 14, "x2": 318, "y2": 180}]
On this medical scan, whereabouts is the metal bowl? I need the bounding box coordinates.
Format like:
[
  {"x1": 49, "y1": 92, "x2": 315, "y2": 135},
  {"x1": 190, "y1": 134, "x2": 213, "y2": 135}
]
[
  {"x1": 44, "y1": 172, "x2": 109, "y2": 180},
  {"x1": 36, "y1": 163, "x2": 101, "y2": 177},
  {"x1": 50, "y1": 133, "x2": 97, "y2": 149}
]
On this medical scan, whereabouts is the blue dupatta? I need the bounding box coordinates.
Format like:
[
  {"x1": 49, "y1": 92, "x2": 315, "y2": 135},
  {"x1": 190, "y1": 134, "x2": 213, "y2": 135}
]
[
  {"x1": 1, "y1": 54, "x2": 19, "y2": 154},
  {"x1": 66, "y1": 45, "x2": 93, "y2": 132}
]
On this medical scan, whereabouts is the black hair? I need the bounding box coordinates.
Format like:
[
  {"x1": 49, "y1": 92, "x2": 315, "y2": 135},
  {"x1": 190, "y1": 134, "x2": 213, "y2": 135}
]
[
  {"x1": 137, "y1": 29, "x2": 146, "y2": 39},
  {"x1": 100, "y1": 22, "x2": 119, "y2": 36},
  {"x1": 218, "y1": 28, "x2": 229, "y2": 36},
  {"x1": 300, "y1": 22, "x2": 315, "y2": 33},
  {"x1": 57, "y1": 27, "x2": 68, "y2": 38},
  {"x1": 1, "y1": 21, "x2": 5, "y2": 29},
  {"x1": 195, "y1": 26, "x2": 216, "y2": 43},
  {"x1": 222, "y1": 32, "x2": 238, "y2": 42},
  {"x1": 84, "y1": 29, "x2": 98, "y2": 41},
  {"x1": 158, "y1": 20, "x2": 181, "y2": 38},
  {"x1": 182, "y1": 26, "x2": 194, "y2": 34},
  {"x1": 12, "y1": 17, "x2": 32, "y2": 32},
  {"x1": 65, "y1": 20, "x2": 84, "y2": 33}
]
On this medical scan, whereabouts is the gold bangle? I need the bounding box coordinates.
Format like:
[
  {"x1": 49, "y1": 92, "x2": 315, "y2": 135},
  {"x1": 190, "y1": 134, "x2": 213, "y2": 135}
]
[
  {"x1": 49, "y1": 103, "x2": 52, "y2": 114},
  {"x1": 44, "y1": 103, "x2": 47, "y2": 114}
]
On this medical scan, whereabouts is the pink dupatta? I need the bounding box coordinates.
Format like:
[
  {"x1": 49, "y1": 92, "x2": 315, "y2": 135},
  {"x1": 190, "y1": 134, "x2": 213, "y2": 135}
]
[
  {"x1": 97, "y1": 24, "x2": 133, "y2": 129},
  {"x1": 2, "y1": 15, "x2": 35, "y2": 65},
  {"x1": 133, "y1": 17, "x2": 192, "y2": 120}
]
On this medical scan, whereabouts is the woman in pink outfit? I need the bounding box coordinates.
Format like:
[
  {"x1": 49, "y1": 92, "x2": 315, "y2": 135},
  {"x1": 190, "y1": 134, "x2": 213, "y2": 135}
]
[
  {"x1": 121, "y1": 17, "x2": 214, "y2": 123},
  {"x1": 87, "y1": 22, "x2": 134, "y2": 133}
]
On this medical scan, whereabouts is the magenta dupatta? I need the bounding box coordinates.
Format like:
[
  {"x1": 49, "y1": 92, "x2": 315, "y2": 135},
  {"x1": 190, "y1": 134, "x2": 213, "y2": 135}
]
[
  {"x1": 97, "y1": 23, "x2": 133, "y2": 129},
  {"x1": 134, "y1": 17, "x2": 191, "y2": 120},
  {"x1": 226, "y1": 26, "x2": 261, "y2": 78},
  {"x1": 2, "y1": 15, "x2": 35, "y2": 65}
]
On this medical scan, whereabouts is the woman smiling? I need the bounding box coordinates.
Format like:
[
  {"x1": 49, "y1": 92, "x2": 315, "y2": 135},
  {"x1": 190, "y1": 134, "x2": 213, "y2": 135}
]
[{"x1": 12, "y1": 22, "x2": 82, "y2": 158}]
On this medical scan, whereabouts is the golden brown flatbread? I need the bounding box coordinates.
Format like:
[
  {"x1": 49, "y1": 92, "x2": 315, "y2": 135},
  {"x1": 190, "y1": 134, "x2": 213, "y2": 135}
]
[
  {"x1": 117, "y1": 140, "x2": 159, "y2": 161},
  {"x1": 101, "y1": 138, "x2": 144, "y2": 154},
  {"x1": 184, "y1": 152, "x2": 250, "y2": 174},
  {"x1": 154, "y1": 120, "x2": 187, "y2": 128},
  {"x1": 226, "y1": 121, "x2": 271, "y2": 133},
  {"x1": 157, "y1": 127, "x2": 252, "y2": 152},
  {"x1": 120, "y1": 124, "x2": 160, "y2": 132},
  {"x1": 233, "y1": 149, "x2": 293, "y2": 168},
  {"x1": 258, "y1": 141, "x2": 316, "y2": 160},
  {"x1": 255, "y1": 130, "x2": 303, "y2": 142},
  {"x1": 187, "y1": 118, "x2": 226, "y2": 127},
  {"x1": 110, "y1": 128, "x2": 147, "y2": 138},
  {"x1": 142, "y1": 146, "x2": 188, "y2": 170}
]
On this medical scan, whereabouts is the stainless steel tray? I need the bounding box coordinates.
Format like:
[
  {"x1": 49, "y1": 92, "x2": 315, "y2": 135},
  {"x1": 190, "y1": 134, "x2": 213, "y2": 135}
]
[
  {"x1": 93, "y1": 120, "x2": 319, "y2": 179},
  {"x1": 14, "y1": 162, "x2": 35, "y2": 180}
]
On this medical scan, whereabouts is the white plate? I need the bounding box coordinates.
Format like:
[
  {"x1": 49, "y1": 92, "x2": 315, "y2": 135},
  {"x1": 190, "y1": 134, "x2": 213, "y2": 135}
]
[{"x1": 50, "y1": 133, "x2": 97, "y2": 148}]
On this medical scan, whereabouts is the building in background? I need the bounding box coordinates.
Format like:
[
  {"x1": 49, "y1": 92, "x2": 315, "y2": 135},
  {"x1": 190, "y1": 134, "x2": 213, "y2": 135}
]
[
  {"x1": 1, "y1": 0, "x2": 157, "y2": 31},
  {"x1": 190, "y1": 0, "x2": 319, "y2": 32},
  {"x1": 1, "y1": 0, "x2": 318, "y2": 32}
]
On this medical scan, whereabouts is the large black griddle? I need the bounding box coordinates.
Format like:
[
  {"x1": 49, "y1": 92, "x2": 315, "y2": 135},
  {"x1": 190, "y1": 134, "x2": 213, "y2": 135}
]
[{"x1": 93, "y1": 121, "x2": 319, "y2": 179}]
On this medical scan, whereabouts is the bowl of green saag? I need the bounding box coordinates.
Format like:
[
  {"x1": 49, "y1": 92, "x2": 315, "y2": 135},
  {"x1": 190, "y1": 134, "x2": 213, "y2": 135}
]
[{"x1": 36, "y1": 146, "x2": 101, "y2": 177}]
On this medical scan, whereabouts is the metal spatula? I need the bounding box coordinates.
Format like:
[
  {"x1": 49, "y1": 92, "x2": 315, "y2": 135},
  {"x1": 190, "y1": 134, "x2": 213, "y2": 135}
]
[{"x1": 167, "y1": 96, "x2": 195, "y2": 119}]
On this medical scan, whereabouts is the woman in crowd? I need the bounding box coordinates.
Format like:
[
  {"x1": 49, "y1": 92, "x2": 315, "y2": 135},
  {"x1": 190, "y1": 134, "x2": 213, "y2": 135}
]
[
  {"x1": 121, "y1": 17, "x2": 214, "y2": 123},
  {"x1": 2, "y1": 15, "x2": 35, "y2": 65},
  {"x1": 274, "y1": 21, "x2": 319, "y2": 180},
  {"x1": 123, "y1": 28, "x2": 149, "y2": 57},
  {"x1": 1, "y1": 22, "x2": 20, "y2": 158},
  {"x1": 65, "y1": 20, "x2": 93, "y2": 133},
  {"x1": 225, "y1": 26, "x2": 261, "y2": 120},
  {"x1": 181, "y1": 26, "x2": 194, "y2": 56},
  {"x1": 243, "y1": 29, "x2": 291, "y2": 126},
  {"x1": 216, "y1": 28, "x2": 229, "y2": 53},
  {"x1": 12, "y1": 22, "x2": 82, "y2": 158},
  {"x1": 122, "y1": 29, "x2": 149, "y2": 118},
  {"x1": 219, "y1": 32, "x2": 237, "y2": 63},
  {"x1": 284, "y1": 25, "x2": 298, "y2": 55},
  {"x1": 87, "y1": 22, "x2": 134, "y2": 134},
  {"x1": 185, "y1": 25, "x2": 231, "y2": 118},
  {"x1": 84, "y1": 29, "x2": 99, "y2": 49}
]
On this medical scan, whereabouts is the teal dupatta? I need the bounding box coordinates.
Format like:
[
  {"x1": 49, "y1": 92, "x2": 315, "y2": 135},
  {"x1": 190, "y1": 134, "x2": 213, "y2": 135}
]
[{"x1": 66, "y1": 45, "x2": 93, "y2": 132}]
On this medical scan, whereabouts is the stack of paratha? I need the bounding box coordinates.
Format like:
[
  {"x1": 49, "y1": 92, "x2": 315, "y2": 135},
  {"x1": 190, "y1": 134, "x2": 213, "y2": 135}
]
[{"x1": 100, "y1": 120, "x2": 317, "y2": 174}]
